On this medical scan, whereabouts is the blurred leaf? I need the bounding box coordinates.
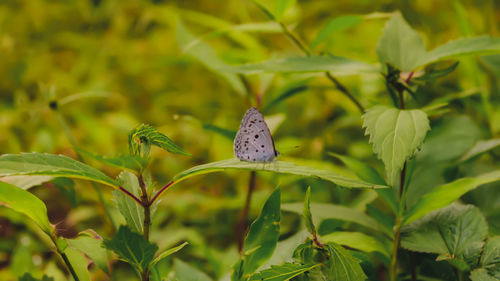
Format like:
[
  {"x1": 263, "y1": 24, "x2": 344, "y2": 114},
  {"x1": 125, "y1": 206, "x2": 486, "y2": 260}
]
[
  {"x1": 67, "y1": 233, "x2": 109, "y2": 274},
  {"x1": 310, "y1": 15, "x2": 363, "y2": 49},
  {"x1": 77, "y1": 149, "x2": 147, "y2": 173},
  {"x1": 0, "y1": 181, "x2": 52, "y2": 235},
  {"x1": 103, "y1": 226, "x2": 158, "y2": 274},
  {"x1": 172, "y1": 158, "x2": 388, "y2": 189},
  {"x1": 173, "y1": 259, "x2": 213, "y2": 281},
  {"x1": 324, "y1": 242, "x2": 367, "y2": 281},
  {"x1": 202, "y1": 123, "x2": 237, "y2": 140},
  {"x1": 275, "y1": 0, "x2": 295, "y2": 20},
  {"x1": 303, "y1": 187, "x2": 316, "y2": 236},
  {"x1": 362, "y1": 106, "x2": 430, "y2": 186},
  {"x1": 321, "y1": 232, "x2": 390, "y2": 258},
  {"x1": 232, "y1": 188, "x2": 281, "y2": 281},
  {"x1": 152, "y1": 242, "x2": 188, "y2": 267},
  {"x1": 460, "y1": 139, "x2": 500, "y2": 162},
  {"x1": 376, "y1": 12, "x2": 426, "y2": 72},
  {"x1": 403, "y1": 170, "x2": 500, "y2": 225},
  {"x1": 129, "y1": 124, "x2": 191, "y2": 157},
  {"x1": 252, "y1": 0, "x2": 295, "y2": 21},
  {"x1": 64, "y1": 245, "x2": 91, "y2": 281},
  {"x1": 416, "y1": 36, "x2": 500, "y2": 69},
  {"x1": 262, "y1": 80, "x2": 310, "y2": 113},
  {"x1": 413, "y1": 62, "x2": 459, "y2": 82},
  {"x1": 0, "y1": 153, "x2": 117, "y2": 188},
  {"x1": 249, "y1": 263, "x2": 320, "y2": 281},
  {"x1": 113, "y1": 171, "x2": 144, "y2": 234},
  {"x1": 177, "y1": 20, "x2": 245, "y2": 96},
  {"x1": 19, "y1": 273, "x2": 54, "y2": 281},
  {"x1": 401, "y1": 203, "x2": 487, "y2": 270},
  {"x1": 52, "y1": 178, "x2": 77, "y2": 208},
  {"x1": 478, "y1": 236, "x2": 500, "y2": 279},
  {"x1": 282, "y1": 203, "x2": 388, "y2": 236},
  {"x1": 0, "y1": 175, "x2": 53, "y2": 190},
  {"x1": 223, "y1": 55, "x2": 376, "y2": 74},
  {"x1": 470, "y1": 268, "x2": 498, "y2": 281}
]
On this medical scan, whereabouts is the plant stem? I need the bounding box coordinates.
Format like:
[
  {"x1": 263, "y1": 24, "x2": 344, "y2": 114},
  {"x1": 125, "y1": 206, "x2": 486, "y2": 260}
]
[
  {"x1": 149, "y1": 180, "x2": 175, "y2": 205},
  {"x1": 119, "y1": 186, "x2": 143, "y2": 205},
  {"x1": 390, "y1": 218, "x2": 401, "y2": 281},
  {"x1": 138, "y1": 174, "x2": 151, "y2": 281},
  {"x1": 60, "y1": 251, "x2": 80, "y2": 281},
  {"x1": 236, "y1": 171, "x2": 256, "y2": 252},
  {"x1": 278, "y1": 23, "x2": 365, "y2": 112}
]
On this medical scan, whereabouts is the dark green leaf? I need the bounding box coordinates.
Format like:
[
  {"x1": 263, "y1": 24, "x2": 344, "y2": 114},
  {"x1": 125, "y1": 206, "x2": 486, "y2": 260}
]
[
  {"x1": 152, "y1": 242, "x2": 188, "y2": 266},
  {"x1": 413, "y1": 62, "x2": 459, "y2": 82},
  {"x1": 202, "y1": 123, "x2": 236, "y2": 140},
  {"x1": 19, "y1": 273, "x2": 54, "y2": 281},
  {"x1": 232, "y1": 188, "x2": 281, "y2": 281},
  {"x1": 103, "y1": 226, "x2": 158, "y2": 273},
  {"x1": 324, "y1": 242, "x2": 367, "y2": 281},
  {"x1": 250, "y1": 263, "x2": 320, "y2": 281},
  {"x1": 478, "y1": 236, "x2": 500, "y2": 279},
  {"x1": 129, "y1": 124, "x2": 190, "y2": 157},
  {"x1": 303, "y1": 187, "x2": 316, "y2": 236},
  {"x1": 113, "y1": 171, "x2": 144, "y2": 234},
  {"x1": 77, "y1": 148, "x2": 147, "y2": 173},
  {"x1": 310, "y1": 15, "x2": 363, "y2": 49}
]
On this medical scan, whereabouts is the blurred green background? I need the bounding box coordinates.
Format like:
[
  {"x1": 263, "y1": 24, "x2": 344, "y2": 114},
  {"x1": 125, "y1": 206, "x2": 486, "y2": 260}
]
[{"x1": 0, "y1": 0, "x2": 499, "y2": 280}]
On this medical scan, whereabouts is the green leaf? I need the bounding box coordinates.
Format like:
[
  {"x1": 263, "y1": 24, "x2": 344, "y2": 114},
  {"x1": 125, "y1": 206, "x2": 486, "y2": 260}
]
[
  {"x1": 0, "y1": 181, "x2": 52, "y2": 235},
  {"x1": 77, "y1": 148, "x2": 147, "y2": 173},
  {"x1": 0, "y1": 175, "x2": 53, "y2": 190},
  {"x1": 113, "y1": 171, "x2": 144, "y2": 234},
  {"x1": 413, "y1": 61, "x2": 459, "y2": 82},
  {"x1": 129, "y1": 124, "x2": 191, "y2": 157},
  {"x1": 324, "y1": 242, "x2": 367, "y2": 281},
  {"x1": 460, "y1": 139, "x2": 500, "y2": 162},
  {"x1": 403, "y1": 170, "x2": 500, "y2": 225},
  {"x1": 177, "y1": 20, "x2": 245, "y2": 96},
  {"x1": 252, "y1": 0, "x2": 295, "y2": 21},
  {"x1": 362, "y1": 106, "x2": 430, "y2": 186},
  {"x1": 470, "y1": 268, "x2": 498, "y2": 281},
  {"x1": 321, "y1": 232, "x2": 390, "y2": 258},
  {"x1": 232, "y1": 188, "x2": 281, "y2": 281},
  {"x1": 303, "y1": 187, "x2": 316, "y2": 236},
  {"x1": 274, "y1": 0, "x2": 295, "y2": 20},
  {"x1": 151, "y1": 242, "x2": 188, "y2": 266},
  {"x1": 103, "y1": 226, "x2": 158, "y2": 273},
  {"x1": 173, "y1": 158, "x2": 387, "y2": 189},
  {"x1": 67, "y1": 232, "x2": 109, "y2": 274},
  {"x1": 376, "y1": 12, "x2": 426, "y2": 72},
  {"x1": 249, "y1": 263, "x2": 321, "y2": 281},
  {"x1": 19, "y1": 273, "x2": 54, "y2": 281},
  {"x1": 172, "y1": 259, "x2": 213, "y2": 281},
  {"x1": 282, "y1": 203, "x2": 388, "y2": 236},
  {"x1": 416, "y1": 36, "x2": 500, "y2": 69},
  {"x1": 223, "y1": 55, "x2": 376, "y2": 75},
  {"x1": 0, "y1": 153, "x2": 117, "y2": 188},
  {"x1": 64, "y1": 245, "x2": 91, "y2": 281},
  {"x1": 478, "y1": 236, "x2": 500, "y2": 279},
  {"x1": 401, "y1": 204, "x2": 487, "y2": 270},
  {"x1": 310, "y1": 15, "x2": 363, "y2": 49},
  {"x1": 202, "y1": 123, "x2": 236, "y2": 140}
]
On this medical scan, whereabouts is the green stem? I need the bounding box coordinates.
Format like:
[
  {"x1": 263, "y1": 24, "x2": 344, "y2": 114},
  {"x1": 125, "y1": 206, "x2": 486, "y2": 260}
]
[
  {"x1": 390, "y1": 219, "x2": 401, "y2": 281},
  {"x1": 236, "y1": 171, "x2": 256, "y2": 252},
  {"x1": 138, "y1": 174, "x2": 151, "y2": 281},
  {"x1": 60, "y1": 251, "x2": 80, "y2": 281},
  {"x1": 53, "y1": 108, "x2": 118, "y2": 230}
]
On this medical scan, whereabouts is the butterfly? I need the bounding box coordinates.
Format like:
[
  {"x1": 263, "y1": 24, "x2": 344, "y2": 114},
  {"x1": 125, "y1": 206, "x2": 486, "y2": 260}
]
[{"x1": 234, "y1": 107, "x2": 279, "y2": 162}]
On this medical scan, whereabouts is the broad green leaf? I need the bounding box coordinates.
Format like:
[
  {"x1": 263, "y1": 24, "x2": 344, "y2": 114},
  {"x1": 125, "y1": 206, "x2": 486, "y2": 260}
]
[
  {"x1": 401, "y1": 203, "x2": 487, "y2": 269},
  {"x1": 0, "y1": 181, "x2": 52, "y2": 235},
  {"x1": 249, "y1": 263, "x2": 320, "y2": 281},
  {"x1": 0, "y1": 175, "x2": 53, "y2": 190},
  {"x1": 129, "y1": 124, "x2": 191, "y2": 157},
  {"x1": 478, "y1": 236, "x2": 500, "y2": 279},
  {"x1": 19, "y1": 273, "x2": 54, "y2": 281},
  {"x1": 223, "y1": 55, "x2": 376, "y2": 75},
  {"x1": 303, "y1": 187, "x2": 316, "y2": 236},
  {"x1": 177, "y1": 20, "x2": 245, "y2": 96},
  {"x1": 321, "y1": 232, "x2": 390, "y2": 258},
  {"x1": 362, "y1": 106, "x2": 430, "y2": 186},
  {"x1": 460, "y1": 139, "x2": 500, "y2": 162},
  {"x1": 67, "y1": 232, "x2": 109, "y2": 274},
  {"x1": 172, "y1": 259, "x2": 213, "y2": 281},
  {"x1": 310, "y1": 15, "x2": 363, "y2": 49},
  {"x1": 113, "y1": 171, "x2": 144, "y2": 234},
  {"x1": 0, "y1": 153, "x2": 117, "y2": 188},
  {"x1": 64, "y1": 245, "x2": 91, "y2": 281},
  {"x1": 232, "y1": 188, "x2": 281, "y2": 281},
  {"x1": 416, "y1": 36, "x2": 500, "y2": 69},
  {"x1": 324, "y1": 242, "x2": 367, "y2": 281},
  {"x1": 103, "y1": 226, "x2": 158, "y2": 273},
  {"x1": 376, "y1": 12, "x2": 426, "y2": 72},
  {"x1": 470, "y1": 268, "x2": 498, "y2": 281},
  {"x1": 172, "y1": 158, "x2": 387, "y2": 189},
  {"x1": 151, "y1": 242, "x2": 188, "y2": 266},
  {"x1": 77, "y1": 149, "x2": 147, "y2": 173},
  {"x1": 282, "y1": 203, "x2": 387, "y2": 236},
  {"x1": 403, "y1": 170, "x2": 500, "y2": 225}
]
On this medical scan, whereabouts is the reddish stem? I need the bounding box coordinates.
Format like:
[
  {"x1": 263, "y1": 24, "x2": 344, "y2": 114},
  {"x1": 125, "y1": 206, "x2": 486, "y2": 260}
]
[
  {"x1": 149, "y1": 181, "x2": 175, "y2": 206},
  {"x1": 119, "y1": 186, "x2": 143, "y2": 206}
]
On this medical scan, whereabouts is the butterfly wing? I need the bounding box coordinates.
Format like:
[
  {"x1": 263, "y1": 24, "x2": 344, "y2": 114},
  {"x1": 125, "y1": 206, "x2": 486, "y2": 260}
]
[{"x1": 234, "y1": 107, "x2": 277, "y2": 162}]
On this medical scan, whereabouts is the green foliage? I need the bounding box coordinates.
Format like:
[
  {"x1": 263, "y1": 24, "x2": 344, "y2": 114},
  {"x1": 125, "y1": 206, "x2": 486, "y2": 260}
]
[
  {"x1": 0, "y1": 175, "x2": 53, "y2": 190},
  {"x1": 67, "y1": 232, "x2": 110, "y2": 274},
  {"x1": 321, "y1": 232, "x2": 390, "y2": 258},
  {"x1": 477, "y1": 237, "x2": 500, "y2": 279},
  {"x1": 0, "y1": 181, "x2": 52, "y2": 235},
  {"x1": 151, "y1": 242, "x2": 189, "y2": 267},
  {"x1": 19, "y1": 273, "x2": 54, "y2": 281},
  {"x1": 173, "y1": 158, "x2": 387, "y2": 189},
  {"x1": 252, "y1": 0, "x2": 295, "y2": 21},
  {"x1": 0, "y1": 153, "x2": 117, "y2": 188},
  {"x1": 303, "y1": 187, "x2": 316, "y2": 236},
  {"x1": 232, "y1": 188, "x2": 281, "y2": 281},
  {"x1": 104, "y1": 226, "x2": 159, "y2": 275},
  {"x1": 114, "y1": 171, "x2": 144, "y2": 234},
  {"x1": 362, "y1": 106, "x2": 430, "y2": 186},
  {"x1": 323, "y1": 242, "x2": 367, "y2": 281},
  {"x1": 64, "y1": 245, "x2": 91, "y2": 281},
  {"x1": 77, "y1": 149, "x2": 147, "y2": 173},
  {"x1": 172, "y1": 259, "x2": 213, "y2": 281},
  {"x1": 250, "y1": 263, "x2": 320, "y2": 281},
  {"x1": 460, "y1": 139, "x2": 500, "y2": 162},
  {"x1": 310, "y1": 15, "x2": 363, "y2": 49},
  {"x1": 128, "y1": 124, "x2": 191, "y2": 158}
]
